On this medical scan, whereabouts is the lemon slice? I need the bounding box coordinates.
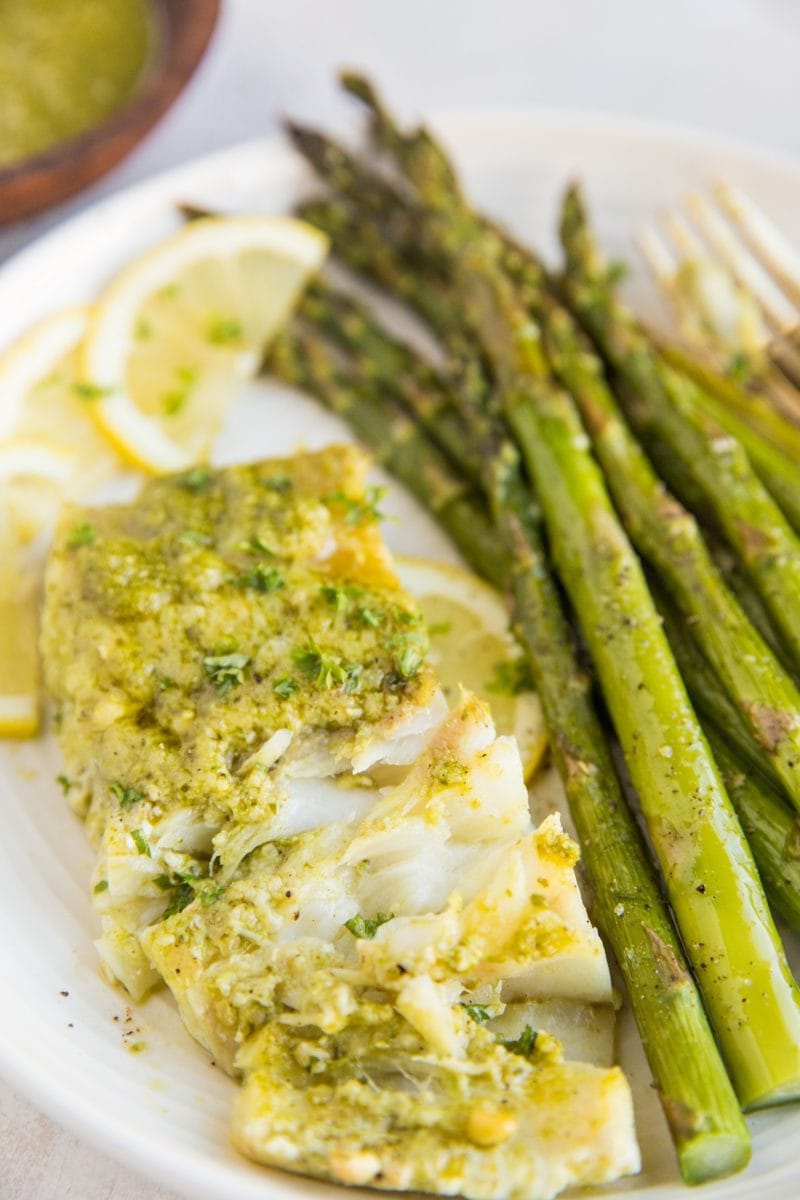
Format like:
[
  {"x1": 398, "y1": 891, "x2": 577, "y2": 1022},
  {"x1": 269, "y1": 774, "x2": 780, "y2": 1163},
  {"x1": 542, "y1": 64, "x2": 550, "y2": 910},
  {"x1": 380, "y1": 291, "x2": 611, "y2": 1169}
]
[
  {"x1": 0, "y1": 524, "x2": 40, "y2": 738},
  {"x1": 0, "y1": 441, "x2": 76, "y2": 736},
  {"x1": 0, "y1": 307, "x2": 120, "y2": 496},
  {"x1": 396, "y1": 556, "x2": 547, "y2": 780},
  {"x1": 80, "y1": 216, "x2": 328, "y2": 473}
]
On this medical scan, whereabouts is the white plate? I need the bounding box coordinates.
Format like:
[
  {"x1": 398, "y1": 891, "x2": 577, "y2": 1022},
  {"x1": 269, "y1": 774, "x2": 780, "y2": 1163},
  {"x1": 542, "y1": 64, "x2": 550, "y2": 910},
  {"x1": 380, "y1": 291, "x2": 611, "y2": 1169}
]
[{"x1": 2, "y1": 112, "x2": 800, "y2": 1200}]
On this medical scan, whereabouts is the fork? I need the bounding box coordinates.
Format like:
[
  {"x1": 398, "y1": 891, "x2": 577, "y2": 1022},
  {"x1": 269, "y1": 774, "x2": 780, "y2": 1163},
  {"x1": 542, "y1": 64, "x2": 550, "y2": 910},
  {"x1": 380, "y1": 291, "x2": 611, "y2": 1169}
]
[{"x1": 637, "y1": 181, "x2": 800, "y2": 422}]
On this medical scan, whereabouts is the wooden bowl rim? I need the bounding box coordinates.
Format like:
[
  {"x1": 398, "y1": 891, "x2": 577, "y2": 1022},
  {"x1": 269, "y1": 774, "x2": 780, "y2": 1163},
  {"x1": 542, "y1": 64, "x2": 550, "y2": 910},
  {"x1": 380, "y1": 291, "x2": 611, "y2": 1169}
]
[{"x1": 0, "y1": 0, "x2": 221, "y2": 191}]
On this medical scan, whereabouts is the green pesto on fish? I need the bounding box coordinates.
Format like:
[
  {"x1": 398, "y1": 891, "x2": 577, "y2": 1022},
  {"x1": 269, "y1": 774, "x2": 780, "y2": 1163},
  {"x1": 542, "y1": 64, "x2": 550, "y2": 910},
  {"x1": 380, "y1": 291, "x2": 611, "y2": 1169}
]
[
  {"x1": 0, "y1": 0, "x2": 154, "y2": 168},
  {"x1": 42, "y1": 447, "x2": 639, "y2": 1199},
  {"x1": 43, "y1": 447, "x2": 438, "y2": 845}
]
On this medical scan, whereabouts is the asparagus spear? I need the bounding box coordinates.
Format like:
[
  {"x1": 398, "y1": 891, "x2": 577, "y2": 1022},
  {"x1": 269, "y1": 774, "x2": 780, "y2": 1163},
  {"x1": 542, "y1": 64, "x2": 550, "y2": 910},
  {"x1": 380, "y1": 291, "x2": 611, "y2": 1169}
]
[
  {"x1": 335, "y1": 77, "x2": 800, "y2": 1111},
  {"x1": 488, "y1": 451, "x2": 751, "y2": 1183},
  {"x1": 296, "y1": 281, "x2": 487, "y2": 480},
  {"x1": 540, "y1": 301, "x2": 800, "y2": 817},
  {"x1": 559, "y1": 184, "x2": 800, "y2": 680},
  {"x1": 268, "y1": 327, "x2": 507, "y2": 589},
  {"x1": 661, "y1": 340, "x2": 800, "y2": 460},
  {"x1": 654, "y1": 586, "x2": 788, "y2": 797},
  {"x1": 659, "y1": 362, "x2": 800, "y2": 538},
  {"x1": 270, "y1": 312, "x2": 751, "y2": 1182},
  {"x1": 710, "y1": 732, "x2": 800, "y2": 935}
]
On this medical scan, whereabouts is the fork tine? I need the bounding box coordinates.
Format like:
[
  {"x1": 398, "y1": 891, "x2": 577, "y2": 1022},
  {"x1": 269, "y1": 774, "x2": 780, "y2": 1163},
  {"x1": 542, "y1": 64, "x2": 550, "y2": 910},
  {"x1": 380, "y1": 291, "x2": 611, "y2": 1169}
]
[
  {"x1": 659, "y1": 211, "x2": 769, "y2": 358},
  {"x1": 688, "y1": 192, "x2": 798, "y2": 332},
  {"x1": 637, "y1": 225, "x2": 678, "y2": 288},
  {"x1": 637, "y1": 225, "x2": 712, "y2": 349},
  {"x1": 714, "y1": 182, "x2": 800, "y2": 309},
  {"x1": 665, "y1": 211, "x2": 707, "y2": 260}
]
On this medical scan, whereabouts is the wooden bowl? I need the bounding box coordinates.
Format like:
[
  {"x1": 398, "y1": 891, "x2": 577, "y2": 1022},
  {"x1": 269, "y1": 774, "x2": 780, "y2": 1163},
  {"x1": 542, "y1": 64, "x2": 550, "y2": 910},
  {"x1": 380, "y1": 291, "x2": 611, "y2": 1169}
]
[{"x1": 0, "y1": 0, "x2": 221, "y2": 225}]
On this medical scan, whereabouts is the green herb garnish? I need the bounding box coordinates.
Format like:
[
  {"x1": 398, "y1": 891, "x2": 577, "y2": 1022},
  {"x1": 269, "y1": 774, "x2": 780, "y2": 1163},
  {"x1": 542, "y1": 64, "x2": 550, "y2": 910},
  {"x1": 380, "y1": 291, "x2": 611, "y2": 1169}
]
[
  {"x1": 109, "y1": 781, "x2": 143, "y2": 811},
  {"x1": 56, "y1": 774, "x2": 74, "y2": 795},
  {"x1": 356, "y1": 605, "x2": 384, "y2": 629},
  {"x1": 130, "y1": 828, "x2": 151, "y2": 857},
  {"x1": 273, "y1": 675, "x2": 298, "y2": 699},
  {"x1": 462, "y1": 1003, "x2": 491, "y2": 1024},
  {"x1": 66, "y1": 522, "x2": 96, "y2": 549},
  {"x1": 93, "y1": 879, "x2": 109, "y2": 894},
  {"x1": 325, "y1": 485, "x2": 386, "y2": 526},
  {"x1": 501, "y1": 1025, "x2": 538, "y2": 1057},
  {"x1": 72, "y1": 382, "x2": 113, "y2": 402},
  {"x1": 179, "y1": 529, "x2": 213, "y2": 547},
  {"x1": 344, "y1": 911, "x2": 394, "y2": 939},
  {"x1": 388, "y1": 631, "x2": 428, "y2": 680},
  {"x1": 206, "y1": 317, "x2": 244, "y2": 345},
  {"x1": 238, "y1": 535, "x2": 276, "y2": 558},
  {"x1": 262, "y1": 474, "x2": 292, "y2": 494},
  {"x1": 203, "y1": 652, "x2": 251, "y2": 696},
  {"x1": 178, "y1": 466, "x2": 212, "y2": 493},
  {"x1": 320, "y1": 584, "x2": 350, "y2": 612},
  {"x1": 235, "y1": 564, "x2": 284, "y2": 593},
  {"x1": 162, "y1": 881, "x2": 196, "y2": 919},
  {"x1": 291, "y1": 641, "x2": 362, "y2": 692}
]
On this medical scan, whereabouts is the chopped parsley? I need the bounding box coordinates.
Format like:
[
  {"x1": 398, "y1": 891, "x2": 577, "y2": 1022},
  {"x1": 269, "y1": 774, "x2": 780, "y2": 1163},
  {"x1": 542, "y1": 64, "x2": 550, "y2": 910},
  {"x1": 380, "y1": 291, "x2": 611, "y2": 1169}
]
[
  {"x1": 162, "y1": 880, "x2": 196, "y2": 919},
  {"x1": 130, "y1": 828, "x2": 151, "y2": 857},
  {"x1": 356, "y1": 605, "x2": 384, "y2": 629},
  {"x1": 206, "y1": 316, "x2": 244, "y2": 345},
  {"x1": 344, "y1": 911, "x2": 394, "y2": 939},
  {"x1": 262, "y1": 474, "x2": 292, "y2": 494},
  {"x1": 486, "y1": 657, "x2": 534, "y2": 696},
  {"x1": 238, "y1": 535, "x2": 276, "y2": 558},
  {"x1": 501, "y1": 1025, "x2": 538, "y2": 1057},
  {"x1": 179, "y1": 529, "x2": 213, "y2": 547},
  {"x1": 387, "y1": 631, "x2": 428, "y2": 680},
  {"x1": 158, "y1": 868, "x2": 206, "y2": 919},
  {"x1": 162, "y1": 366, "x2": 199, "y2": 416},
  {"x1": 235, "y1": 564, "x2": 284, "y2": 593},
  {"x1": 56, "y1": 773, "x2": 74, "y2": 795},
  {"x1": 427, "y1": 620, "x2": 453, "y2": 638},
  {"x1": 325, "y1": 485, "x2": 386, "y2": 526},
  {"x1": 66, "y1": 522, "x2": 96, "y2": 549},
  {"x1": 320, "y1": 584, "x2": 350, "y2": 612},
  {"x1": 93, "y1": 879, "x2": 109, "y2": 894},
  {"x1": 158, "y1": 675, "x2": 177, "y2": 691},
  {"x1": 203, "y1": 652, "x2": 251, "y2": 696},
  {"x1": 109, "y1": 781, "x2": 143, "y2": 811},
  {"x1": 291, "y1": 641, "x2": 362, "y2": 692},
  {"x1": 273, "y1": 674, "x2": 298, "y2": 699},
  {"x1": 178, "y1": 466, "x2": 212, "y2": 493},
  {"x1": 200, "y1": 884, "x2": 226, "y2": 907},
  {"x1": 71, "y1": 381, "x2": 113, "y2": 402},
  {"x1": 462, "y1": 1003, "x2": 491, "y2": 1024}
]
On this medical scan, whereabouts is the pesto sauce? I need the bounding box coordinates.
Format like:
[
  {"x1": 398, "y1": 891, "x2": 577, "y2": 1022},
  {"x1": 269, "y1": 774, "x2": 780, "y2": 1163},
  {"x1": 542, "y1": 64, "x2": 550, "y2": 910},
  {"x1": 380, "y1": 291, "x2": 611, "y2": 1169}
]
[{"x1": 0, "y1": 0, "x2": 155, "y2": 168}]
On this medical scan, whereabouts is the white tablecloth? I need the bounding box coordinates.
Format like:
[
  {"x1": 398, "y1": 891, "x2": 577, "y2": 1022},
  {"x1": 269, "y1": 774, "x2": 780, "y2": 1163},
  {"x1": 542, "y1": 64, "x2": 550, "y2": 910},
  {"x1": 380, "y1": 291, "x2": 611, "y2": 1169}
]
[{"x1": 2, "y1": 0, "x2": 800, "y2": 1195}]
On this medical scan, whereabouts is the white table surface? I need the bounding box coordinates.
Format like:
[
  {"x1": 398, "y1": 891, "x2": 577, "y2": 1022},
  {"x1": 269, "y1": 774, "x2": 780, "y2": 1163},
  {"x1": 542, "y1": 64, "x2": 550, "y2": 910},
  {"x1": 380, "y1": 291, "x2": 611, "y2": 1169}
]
[{"x1": 2, "y1": 0, "x2": 800, "y2": 1195}]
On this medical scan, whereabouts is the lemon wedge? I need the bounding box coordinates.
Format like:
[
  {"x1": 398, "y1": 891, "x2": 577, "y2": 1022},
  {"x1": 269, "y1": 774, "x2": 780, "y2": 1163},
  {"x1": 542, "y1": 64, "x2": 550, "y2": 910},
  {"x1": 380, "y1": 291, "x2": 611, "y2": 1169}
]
[
  {"x1": 0, "y1": 522, "x2": 41, "y2": 737},
  {"x1": 396, "y1": 556, "x2": 547, "y2": 780},
  {"x1": 0, "y1": 307, "x2": 119, "y2": 496},
  {"x1": 80, "y1": 216, "x2": 328, "y2": 473}
]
